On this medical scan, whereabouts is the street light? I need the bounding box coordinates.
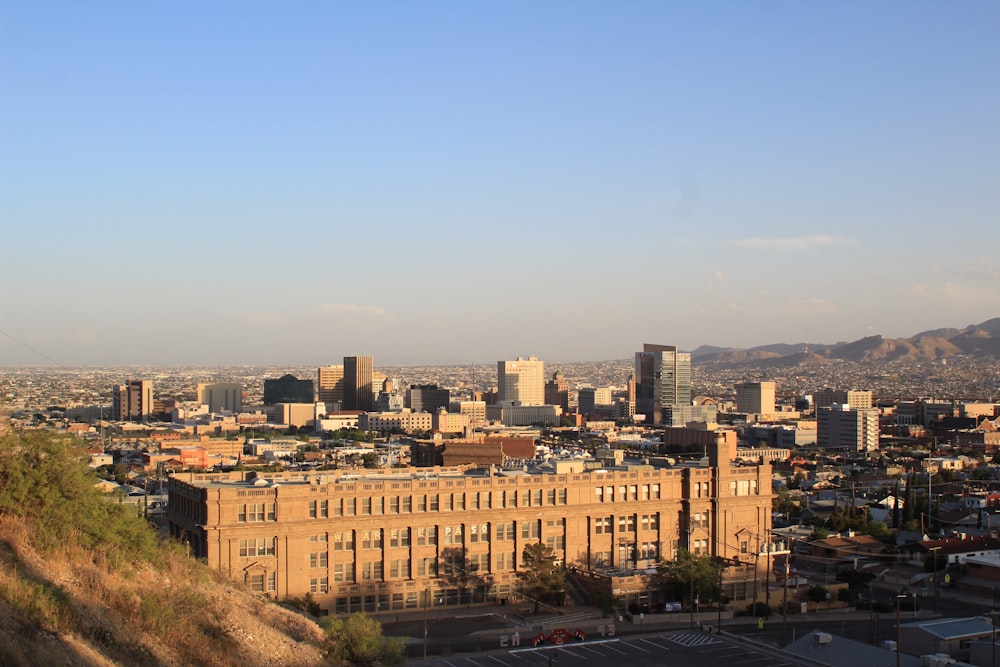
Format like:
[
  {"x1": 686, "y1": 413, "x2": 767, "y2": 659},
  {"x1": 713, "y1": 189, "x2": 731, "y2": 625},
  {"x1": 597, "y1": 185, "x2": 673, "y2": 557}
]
[{"x1": 896, "y1": 590, "x2": 909, "y2": 667}]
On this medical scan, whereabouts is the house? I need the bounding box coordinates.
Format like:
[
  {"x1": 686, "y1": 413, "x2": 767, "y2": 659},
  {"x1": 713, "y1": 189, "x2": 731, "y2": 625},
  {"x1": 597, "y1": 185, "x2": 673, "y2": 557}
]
[
  {"x1": 898, "y1": 617, "x2": 996, "y2": 662},
  {"x1": 784, "y1": 630, "x2": 922, "y2": 667},
  {"x1": 902, "y1": 535, "x2": 1000, "y2": 567}
]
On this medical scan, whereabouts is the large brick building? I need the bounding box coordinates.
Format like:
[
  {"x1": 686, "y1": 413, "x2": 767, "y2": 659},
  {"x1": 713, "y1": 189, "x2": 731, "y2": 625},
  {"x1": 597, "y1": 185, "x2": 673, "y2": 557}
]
[{"x1": 167, "y1": 444, "x2": 772, "y2": 615}]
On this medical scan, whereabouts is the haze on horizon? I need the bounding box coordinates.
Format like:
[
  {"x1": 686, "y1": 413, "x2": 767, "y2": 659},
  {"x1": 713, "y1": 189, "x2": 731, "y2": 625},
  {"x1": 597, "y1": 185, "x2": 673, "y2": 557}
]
[{"x1": 1, "y1": 2, "x2": 998, "y2": 367}]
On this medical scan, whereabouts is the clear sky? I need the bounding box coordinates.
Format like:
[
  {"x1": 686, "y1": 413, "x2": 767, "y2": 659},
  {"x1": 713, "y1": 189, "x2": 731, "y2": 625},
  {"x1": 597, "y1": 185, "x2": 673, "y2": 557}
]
[{"x1": 1, "y1": 1, "x2": 998, "y2": 366}]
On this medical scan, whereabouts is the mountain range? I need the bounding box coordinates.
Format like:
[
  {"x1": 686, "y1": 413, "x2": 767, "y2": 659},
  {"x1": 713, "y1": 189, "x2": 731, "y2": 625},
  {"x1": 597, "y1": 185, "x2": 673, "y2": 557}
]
[{"x1": 690, "y1": 317, "x2": 1000, "y2": 365}]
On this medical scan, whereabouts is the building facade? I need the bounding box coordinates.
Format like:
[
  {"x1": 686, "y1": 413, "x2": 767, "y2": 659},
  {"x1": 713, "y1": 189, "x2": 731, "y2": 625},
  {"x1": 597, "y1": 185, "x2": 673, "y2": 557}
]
[
  {"x1": 406, "y1": 384, "x2": 450, "y2": 414},
  {"x1": 318, "y1": 366, "x2": 345, "y2": 408},
  {"x1": 734, "y1": 382, "x2": 776, "y2": 416},
  {"x1": 817, "y1": 404, "x2": 879, "y2": 451},
  {"x1": 497, "y1": 357, "x2": 545, "y2": 406},
  {"x1": 196, "y1": 382, "x2": 242, "y2": 413},
  {"x1": 112, "y1": 379, "x2": 153, "y2": 422},
  {"x1": 343, "y1": 356, "x2": 374, "y2": 412},
  {"x1": 263, "y1": 374, "x2": 314, "y2": 406},
  {"x1": 635, "y1": 344, "x2": 692, "y2": 424},
  {"x1": 167, "y1": 448, "x2": 772, "y2": 615}
]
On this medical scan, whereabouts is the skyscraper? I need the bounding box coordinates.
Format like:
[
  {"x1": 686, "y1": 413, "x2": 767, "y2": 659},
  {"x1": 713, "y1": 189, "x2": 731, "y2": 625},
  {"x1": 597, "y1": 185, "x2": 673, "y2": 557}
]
[
  {"x1": 112, "y1": 379, "x2": 153, "y2": 422},
  {"x1": 343, "y1": 356, "x2": 374, "y2": 412},
  {"x1": 544, "y1": 371, "x2": 570, "y2": 412},
  {"x1": 196, "y1": 382, "x2": 242, "y2": 413},
  {"x1": 635, "y1": 344, "x2": 691, "y2": 424},
  {"x1": 318, "y1": 365, "x2": 345, "y2": 407},
  {"x1": 497, "y1": 356, "x2": 545, "y2": 406},
  {"x1": 735, "y1": 381, "x2": 776, "y2": 415}
]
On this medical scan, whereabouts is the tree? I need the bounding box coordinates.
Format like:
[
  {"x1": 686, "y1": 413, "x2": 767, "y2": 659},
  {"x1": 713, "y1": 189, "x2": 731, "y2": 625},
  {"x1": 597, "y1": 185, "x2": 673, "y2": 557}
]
[
  {"x1": 320, "y1": 612, "x2": 404, "y2": 667},
  {"x1": 516, "y1": 543, "x2": 568, "y2": 611},
  {"x1": 661, "y1": 549, "x2": 724, "y2": 605}
]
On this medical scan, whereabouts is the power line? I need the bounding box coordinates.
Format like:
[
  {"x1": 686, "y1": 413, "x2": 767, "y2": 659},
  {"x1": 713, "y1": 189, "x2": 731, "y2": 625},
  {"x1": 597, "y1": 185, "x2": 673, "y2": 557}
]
[{"x1": 0, "y1": 327, "x2": 62, "y2": 366}]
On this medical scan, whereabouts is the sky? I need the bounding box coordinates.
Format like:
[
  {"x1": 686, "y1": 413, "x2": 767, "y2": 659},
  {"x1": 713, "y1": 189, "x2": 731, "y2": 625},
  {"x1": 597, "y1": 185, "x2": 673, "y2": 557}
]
[{"x1": 1, "y1": 1, "x2": 998, "y2": 366}]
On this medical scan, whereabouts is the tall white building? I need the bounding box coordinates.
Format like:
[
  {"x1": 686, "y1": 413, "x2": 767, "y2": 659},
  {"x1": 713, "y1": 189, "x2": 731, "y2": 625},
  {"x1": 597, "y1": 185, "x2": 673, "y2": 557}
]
[
  {"x1": 817, "y1": 404, "x2": 879, "y2": 451},
  {"x1": 196, "y1": 382, "x2": 242, "y2": 413},
  {"x1": 497, "y1": 356, "x2": 545, "y2": 406},
  {"x1": 735, "y1": 382, "x2": 776, "y2": 415}
]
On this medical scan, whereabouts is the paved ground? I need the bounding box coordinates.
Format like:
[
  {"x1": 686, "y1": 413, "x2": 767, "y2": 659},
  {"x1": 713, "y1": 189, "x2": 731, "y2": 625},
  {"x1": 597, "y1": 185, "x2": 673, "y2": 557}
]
[{"x1": 402, "y1": 630, "x2": 812, "y2": 667}]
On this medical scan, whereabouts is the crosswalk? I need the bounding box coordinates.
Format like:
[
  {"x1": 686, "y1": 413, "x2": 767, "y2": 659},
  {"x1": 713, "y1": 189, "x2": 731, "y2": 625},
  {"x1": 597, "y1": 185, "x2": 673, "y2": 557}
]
[{"x1": 667, "y1": 633, "x2": 722, "y2": 647}]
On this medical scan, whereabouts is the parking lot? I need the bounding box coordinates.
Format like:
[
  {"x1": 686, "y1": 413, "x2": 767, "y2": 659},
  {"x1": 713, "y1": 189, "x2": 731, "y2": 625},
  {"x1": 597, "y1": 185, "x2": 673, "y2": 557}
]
[{"x1": 405, "y1": 630, "x2": 812, "y2": 667}]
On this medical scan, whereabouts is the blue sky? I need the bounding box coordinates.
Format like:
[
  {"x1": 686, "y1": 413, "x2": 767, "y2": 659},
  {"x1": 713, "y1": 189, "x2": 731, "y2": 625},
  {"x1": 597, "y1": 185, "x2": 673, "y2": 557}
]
[{"x1": 2, "y1": 1, "x2": 998, "y2": 365}]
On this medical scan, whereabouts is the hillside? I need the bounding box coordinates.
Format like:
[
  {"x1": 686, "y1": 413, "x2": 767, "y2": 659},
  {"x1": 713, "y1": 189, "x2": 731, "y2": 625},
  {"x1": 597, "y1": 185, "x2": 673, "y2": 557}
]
[
  {"x1": 0, "y1": 431, "x2": 328, "y2": 667},
  {"x1": 693, "y1": 316, "x2": 1000, "y2": 366}
]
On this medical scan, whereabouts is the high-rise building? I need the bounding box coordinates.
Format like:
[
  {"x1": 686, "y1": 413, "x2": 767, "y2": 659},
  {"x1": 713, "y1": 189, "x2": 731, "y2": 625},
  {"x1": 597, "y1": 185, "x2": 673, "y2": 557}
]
[
  {"x1": 735, "y1": 382, "x2": 776, "y2": 415},
  {"x1": 544, "y1": 371, "x2": 570, "y2": 412},
  {"x1": 112, "y1": 380, "x2": 153, "y2": 422},
  {"x1": 817, "y1": 404, "x2": 879, "y2": 451},
  {"x1": 263, "y1": 374, "x2": 314, "y2": 405},
  {"x1": 343, "y1": 356, "x2": 374, "y2": 412},
  {"x1": 635, "y1": 344, "x2": 691, "y2": 424},
  {"x1": 197, "y1": 383, "x2": 242, "y2": 413},
  {"x1": 497, "y1": 356, "x2": 545, "y2": 406},
  {"x1": 406, "y1": 384, "x2": 450, "y2": 413},
  {"x1": 318, "y1": 366, "x2": 345, "y2": 408}
]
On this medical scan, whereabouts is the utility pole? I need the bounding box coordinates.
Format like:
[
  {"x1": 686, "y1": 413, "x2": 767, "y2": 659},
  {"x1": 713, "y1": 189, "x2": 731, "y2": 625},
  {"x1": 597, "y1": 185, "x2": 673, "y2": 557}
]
[{"x1": 781, "y1": 555, "x2": 790, "y2": 645}]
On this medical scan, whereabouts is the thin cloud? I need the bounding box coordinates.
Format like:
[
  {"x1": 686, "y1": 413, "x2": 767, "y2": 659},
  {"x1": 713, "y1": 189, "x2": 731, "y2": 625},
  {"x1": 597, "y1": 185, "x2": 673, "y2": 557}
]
[
  {"x1": 730, "y1": 235, "x2": 860, "y2": 252},
  {"x1": 316, "y1": 303, "x2": 389, "y2": 318},
  {"x1": 788, "y1": 297, "x2": 839, "y2": 316}
]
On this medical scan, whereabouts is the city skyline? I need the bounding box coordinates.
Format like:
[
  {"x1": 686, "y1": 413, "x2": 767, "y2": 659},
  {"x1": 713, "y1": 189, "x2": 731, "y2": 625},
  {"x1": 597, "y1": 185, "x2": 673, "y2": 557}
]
[{"x1": 2, "y1": 2, "x2": 999, "y2": 366}]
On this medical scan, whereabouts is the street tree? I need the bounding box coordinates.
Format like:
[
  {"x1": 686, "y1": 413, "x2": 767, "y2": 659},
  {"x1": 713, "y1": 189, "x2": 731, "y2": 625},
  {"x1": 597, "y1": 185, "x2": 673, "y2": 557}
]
[
  {"x1": 659, "y1": 549, "x2": 723, "y2": 605},
  {"x1": 517, "y1": 543, "x2": 568, "y2": 611},
  {"x1": 320, "y1": 612, "x2": 404, "y2": 667}
]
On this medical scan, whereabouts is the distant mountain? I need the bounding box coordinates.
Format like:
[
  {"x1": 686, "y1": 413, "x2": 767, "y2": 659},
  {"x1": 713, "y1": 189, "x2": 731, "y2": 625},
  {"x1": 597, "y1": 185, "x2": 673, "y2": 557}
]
[{"x1": 694, "y1": 317, "x2": 1000, "y2": 366}]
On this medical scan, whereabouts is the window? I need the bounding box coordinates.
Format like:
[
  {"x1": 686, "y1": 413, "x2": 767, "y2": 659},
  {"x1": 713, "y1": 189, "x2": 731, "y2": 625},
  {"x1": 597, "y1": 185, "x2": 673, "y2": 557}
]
[
  {"x1": 640, "y1": 542, "x2": 658, "y2": 560},
  {"x1": 606, "y1": 486, "x2": 615, "y2": 502},
  {"x1": 417, "y1": 495, "x2": 427, "y2": 512},
  {"x1": 250, "y1": 573, "x2": 265, "y2": 592},
  {"x1": 333, "y1": 498, "x2": 343, "y2": 516},
  {"x1": 532, "y1": 489, "x2": 542, "y2": 506},
  {"x1": 238, "y1": 503, "x2": 270, "y2": 523},
  {"x1": 496, "y1": 551, "x2": 515, "y2": 571},
  {"x1": 482, "y1": 492, "x2": 491, "y2": 509},
  {"x1": 389, "y1": 559, "x2": 411, "y2": 579},
  {"x1": 469, "y1": 493, "x2": 479, "y2": 510},
  {"x1": 641, "y1": 485, "x2": 650, "y2": 501},
  {"x1": 468, "y1": 553, "x2": 489, "y2": 572},
  {"x1": 692, "y1": 538, "x2": 708, "y2": 555},
  {"x1": 641, "y1": 514, "x2": 659, "y2": 531},
  {"x1": 402, "y1": 496, "x2": 412, "y2": 513},
  {"x1": 309, "y1": 551, "x2": 328, "y2": 568},
  {"x1": 546, "y1": 535, "x2": 565, "y2": 550},
  {"x1": 618, "y1": 515, "x2": 636, "y2": 532},
  {"x1": 417, "y1": 526, "x2": 437, "y2": 546},
  {"x1": 558, "y1": 488, "x2": 567, "y2": 505},
  {"x1": 390, "y1": 528, "x2": 410, "y2": 548},
  {"x1": 429, "y1": 494, "x2": 439, "y2": 511},
  {"x1": 651, "y1": 484, "x2": 660, "y2": 500},
  {"x1": 595, "y1": 487, "x2": 604, "y2": 503},
  {"x1": 334, "y1": 531, "x2": 354, "y2": 551},
  {"x1": 444, "y1": 525, "x2": 463, "y2": 545},
  {"x1": 417, "y1": 557, "x2": 437, "y2": 577},
  {"x1": 495, "y1": 522, "x2": 514, "y2": 541},
  {"x1": 594, "y1": 516, "x2": 612, "y2": 534},
  {"x1": 390, "y1": 497, "x2": 400, "y2": 513},
  {"x1": 454, "y1": 493, "x2": 465, "y2": 511},
  {"x1": 344, "y1": 498, "x2": 355, "y2": 516},
  {"x1": 361, "y1": 562, "x2": 383, "y2": 581},
  {"x1": 520, "y1": 521, "x2": 539, "y2": 540},
  {"x1": 239, "y1": 537, "x2": 276, "y2": 557},
  {"x1": 310, "y1": 533, "x2": 328, "y2": 543},
  {"x1": 334, "y1": 562, "x2": 355, "y2": 582},
  {"x1": 361, "y1": 529, "x2": 382, "y2": 550},
  {"x1": 628, "y1": 485, "x2": 638, "y2": 501},
  {"x1": 469, "y1": 523, "x2": 489, "y2": 543},
  {"x1": 309, "y1": 577, "x2": 329, "y2": 593},
  {"x1": 740, "y1": 541, "x2": 749, "y2": 554},
  {"x1": 372, "y1": 497, "x2": 383, "y2": 515},
  {"x1": 362, "y1": 497, "x2": 372, "y2": 515}
]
